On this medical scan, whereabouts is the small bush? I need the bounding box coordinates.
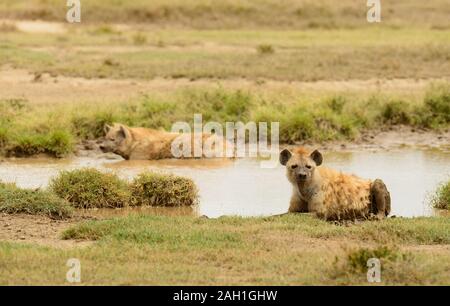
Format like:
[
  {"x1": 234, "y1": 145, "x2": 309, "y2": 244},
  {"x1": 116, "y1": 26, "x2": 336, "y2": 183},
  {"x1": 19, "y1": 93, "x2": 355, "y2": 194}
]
[
  {"x1": 103, "y1": 58, "x2": 119, "y2": 67},
  {"x1": 257, "y1": 44, "x2": 275, "y2": 55},
  {"x1": 90, "y1": 25, "x2": 120, "y2": 35},
  {"x1": 133, "y1": 33, "x2": 147, "y2": 45},
  {"x1": 130, "y1": 172, "x2": 198, "y2": 207},
  {"x1": 430, "y1": 180, "x2": 450, "y2": 210},
  {"x1": 0, "y1": 183, "x2": 73, "y2": 219},
  {"x1": 346, "y1": 246, "x2": 399, "y2": 272},
  {"x1": 49, "y1": 169, "x2": 130, "y2": 209}
]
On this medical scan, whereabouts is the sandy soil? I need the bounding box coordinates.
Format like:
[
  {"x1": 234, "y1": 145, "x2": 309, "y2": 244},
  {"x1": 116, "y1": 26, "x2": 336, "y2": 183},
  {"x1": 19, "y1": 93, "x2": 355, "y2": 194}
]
[{"x1": 0, "y1": 213, "x2": 92, "y2": 248}]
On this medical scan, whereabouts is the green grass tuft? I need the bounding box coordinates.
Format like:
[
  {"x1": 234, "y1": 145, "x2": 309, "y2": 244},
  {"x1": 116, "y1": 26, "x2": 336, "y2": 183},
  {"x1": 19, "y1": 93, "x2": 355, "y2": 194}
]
[
  {"x1": 62, "y1": 215, "x2": 241, "y2": 250},
  {"x1": 346, "y1": 246, "x2": 401, "y2": 272},
  {"x1": 257, "y1": 44, "x2": 274, "y2": 55},
  {"x1": 421, "y1": 84, "x2": 450, "y2": 127},
  {"x1": 430, "y1": 180, "x2": 450, "y2": 210},
  {"x1": 0, "y1": 182, "x2": 73, "y2": 219},
  {"x1": 49, "y1": 169, "x2": 130, "y2": 209},
  {"x1": 6, "y1": 129, "x2": 74, "y2": 158},
  {"x1": 130, "y1": 172, "x2": 199, "y2": 207},
  {"x1": 48, "y1": 169, "x2": 199, "y2": 208}
]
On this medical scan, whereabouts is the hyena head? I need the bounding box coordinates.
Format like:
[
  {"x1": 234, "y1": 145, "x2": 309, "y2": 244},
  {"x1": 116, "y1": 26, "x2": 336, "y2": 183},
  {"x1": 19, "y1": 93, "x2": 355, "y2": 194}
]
[
  {"x1": 100, "y1": 123, "x2": 133, "y2": 158},
  {"x1": 279, "y1": 147, "x2": 323, "y2": 184}
]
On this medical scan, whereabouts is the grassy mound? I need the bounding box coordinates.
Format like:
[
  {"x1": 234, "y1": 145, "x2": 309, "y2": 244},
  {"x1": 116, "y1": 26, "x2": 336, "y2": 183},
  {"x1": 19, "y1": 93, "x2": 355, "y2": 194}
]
[
  {"x1": 430, "y1": 180, "x2": 450, "y2": 210},
  {"x1": 0, "y1": 182, "x2": 72, "y2": 219},
  {"x1": 49, "y1": 169, "x2": 130, "y2": 209},
  {"x1": 48, "y1": 169, "x2": 198, "y2": 208},
  {"x1": 130, "y1": 172, "x2": 198, "y2": 207}
]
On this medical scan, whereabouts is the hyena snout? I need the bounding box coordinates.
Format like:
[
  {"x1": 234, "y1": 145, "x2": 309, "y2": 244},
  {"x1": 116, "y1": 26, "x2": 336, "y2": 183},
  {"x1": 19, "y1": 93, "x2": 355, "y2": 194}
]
[{"x1": 297, "y1": 173, "x2": 307, "y2": 180}]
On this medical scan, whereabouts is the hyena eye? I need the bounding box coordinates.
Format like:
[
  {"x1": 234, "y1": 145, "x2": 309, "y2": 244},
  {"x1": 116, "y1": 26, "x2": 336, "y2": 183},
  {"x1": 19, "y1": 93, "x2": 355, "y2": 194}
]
[
  {"x1": 306, "y1": 165, "x2": 312, "y2": 169},
  {"x1": 291, "y1": 165, "x2": 298, "y2": 169}
]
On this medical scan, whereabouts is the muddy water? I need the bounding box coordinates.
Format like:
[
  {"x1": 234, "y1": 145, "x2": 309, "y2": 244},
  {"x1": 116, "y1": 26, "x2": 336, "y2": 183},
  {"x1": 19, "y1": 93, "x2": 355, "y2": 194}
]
[{"x1": 0, "y1": 149, "x2": 449, "y2": 218}]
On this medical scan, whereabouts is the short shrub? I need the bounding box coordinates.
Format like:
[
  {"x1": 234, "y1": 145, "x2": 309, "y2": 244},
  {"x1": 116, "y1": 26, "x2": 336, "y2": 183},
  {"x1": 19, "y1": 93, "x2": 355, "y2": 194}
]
[
  {"x1": 49, "y1": 169, "x2": 130, "y2": 208},
  {"x1": 0, "y1": 183, "x2": 73, "y2": 219},
  {"x1": 257, "y1": 44, "x2": 275, "y2": 55},
  {"x1": 130, "y1": 172, "x2": 198, "y2": 207},
  {"x1": 430, "y1": 180, "x2": 450, "y2": 210}
]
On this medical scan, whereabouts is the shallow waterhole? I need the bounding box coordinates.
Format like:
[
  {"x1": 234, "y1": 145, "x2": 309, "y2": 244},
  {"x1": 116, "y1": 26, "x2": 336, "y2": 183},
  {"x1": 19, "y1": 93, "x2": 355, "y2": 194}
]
[{"x1": 0, "y1": 149, "x2": 448, "y2": 218}]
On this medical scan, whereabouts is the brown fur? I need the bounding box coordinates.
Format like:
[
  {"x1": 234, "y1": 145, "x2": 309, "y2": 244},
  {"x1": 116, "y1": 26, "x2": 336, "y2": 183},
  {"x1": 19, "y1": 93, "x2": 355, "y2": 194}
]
[
  {"x1": 280, "y1": 147, "x2": 391, "y2": 221},
  {"x1": 100, "y1": 123, "x2": 227, "y2": 160}
]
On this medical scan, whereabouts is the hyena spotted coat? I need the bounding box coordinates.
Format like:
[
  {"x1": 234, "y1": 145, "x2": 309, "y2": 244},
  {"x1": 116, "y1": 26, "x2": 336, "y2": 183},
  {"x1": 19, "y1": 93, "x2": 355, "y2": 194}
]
[{"x1": 280, "y1": 147, "x2": 390, "y2": 221}]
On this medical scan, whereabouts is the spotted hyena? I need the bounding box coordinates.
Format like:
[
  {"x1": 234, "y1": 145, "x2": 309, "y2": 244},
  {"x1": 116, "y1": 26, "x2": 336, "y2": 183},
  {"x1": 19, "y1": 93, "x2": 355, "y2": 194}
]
[
  {"x1": 280, "y1": 147, "x2": 390, "y2": 221},
  {"x1": 100, "y1": 123, "x2": 228, "y2": 160}
]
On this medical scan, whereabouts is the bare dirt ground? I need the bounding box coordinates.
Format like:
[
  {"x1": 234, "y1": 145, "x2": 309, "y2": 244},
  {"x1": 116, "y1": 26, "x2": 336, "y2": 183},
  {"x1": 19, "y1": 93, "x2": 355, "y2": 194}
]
[
  {"x1": 0, "y1": 213, "x2": 92, "y2": 248},
  {"x1": 313, "y1": 126, "x2": 450, "y2": 152},
  {"x1": 0, "y1": 19, "x2": 66, "y2": 34}
]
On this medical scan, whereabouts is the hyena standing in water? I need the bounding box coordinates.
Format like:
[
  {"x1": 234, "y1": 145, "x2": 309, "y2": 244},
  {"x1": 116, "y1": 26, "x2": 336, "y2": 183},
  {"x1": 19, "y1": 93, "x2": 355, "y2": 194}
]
[{"x1": 280, "y1": 147, "x2": 391, "y2": 221}]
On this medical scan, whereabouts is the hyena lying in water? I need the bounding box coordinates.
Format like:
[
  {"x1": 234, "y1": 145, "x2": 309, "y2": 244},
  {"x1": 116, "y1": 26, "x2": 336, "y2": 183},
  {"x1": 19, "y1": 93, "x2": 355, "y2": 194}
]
[
  {"x1": 280, "y1": 147, "x2": 391, "y2": 221},
  {"x1": 100, "y1": 123, "x2": 227, "y2": 160}
]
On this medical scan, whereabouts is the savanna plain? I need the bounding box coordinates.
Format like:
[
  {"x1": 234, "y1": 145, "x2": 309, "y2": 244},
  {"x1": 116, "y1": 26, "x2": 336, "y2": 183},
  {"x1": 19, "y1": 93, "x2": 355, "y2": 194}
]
[{"x1": 0, "y1": 0, "x2": 449, "y2": 285}]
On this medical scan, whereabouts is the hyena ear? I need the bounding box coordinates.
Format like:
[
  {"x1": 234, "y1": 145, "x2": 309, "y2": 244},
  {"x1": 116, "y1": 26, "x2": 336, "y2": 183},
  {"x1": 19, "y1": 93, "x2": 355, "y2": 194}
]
[
  {"x1": 118, "y1": 125, "x2": 132, "y2": 139},
  {"x1": 279, "y1": 149, "x2": 292, "y2": 166},
  {"x1": 104, "y1": 124, "x2": 112, "y2": 134},
  {"x1": 310, "y1": 149, "x2": 323, "y2": 166}
]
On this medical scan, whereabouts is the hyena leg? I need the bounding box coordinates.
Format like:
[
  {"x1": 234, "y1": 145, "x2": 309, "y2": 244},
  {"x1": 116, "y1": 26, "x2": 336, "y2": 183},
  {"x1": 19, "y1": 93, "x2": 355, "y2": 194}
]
[
  {"x1": 288, "y1": 195, "x2": 309, "y2": 213},
  {"x1": 370, "y1": 179, "x2": 391, "y2": 219}
]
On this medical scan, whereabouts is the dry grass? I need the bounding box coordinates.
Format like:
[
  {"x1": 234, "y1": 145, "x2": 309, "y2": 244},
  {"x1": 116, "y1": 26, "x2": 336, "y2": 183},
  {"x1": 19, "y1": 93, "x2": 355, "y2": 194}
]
[
  {"x1": 1, "y1": 0, "x2": 449, "y2": 29},
  {"x1": 0, "y1": 22, "x2": 17, "y2": 32},
  {"x1": 2, "y1": 31, "x2": 450, "y2": 81}
]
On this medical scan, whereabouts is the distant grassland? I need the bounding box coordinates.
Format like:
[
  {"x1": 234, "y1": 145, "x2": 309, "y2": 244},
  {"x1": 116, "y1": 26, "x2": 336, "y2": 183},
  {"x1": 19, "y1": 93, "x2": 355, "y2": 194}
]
[
  {"x1": 1, "y1": 28, "x2": 450, "y2": 81},
  {"x1": 1, "y1": 0, "x2": 450, "y2": 29}
]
